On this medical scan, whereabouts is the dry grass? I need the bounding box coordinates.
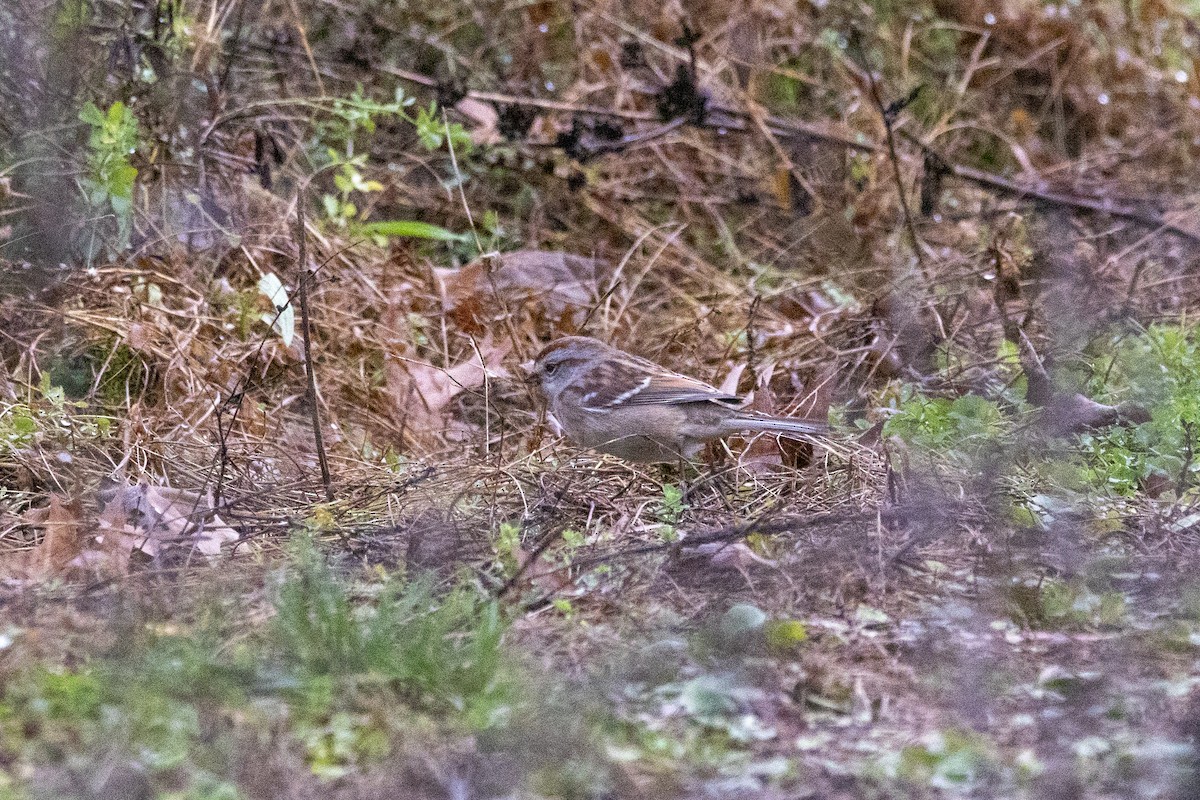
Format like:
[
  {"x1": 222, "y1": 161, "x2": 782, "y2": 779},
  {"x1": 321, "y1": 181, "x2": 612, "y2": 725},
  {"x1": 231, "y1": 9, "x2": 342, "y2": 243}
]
[{"x1": 4, "y1": 0, "x2": 1200, "y2": 796}]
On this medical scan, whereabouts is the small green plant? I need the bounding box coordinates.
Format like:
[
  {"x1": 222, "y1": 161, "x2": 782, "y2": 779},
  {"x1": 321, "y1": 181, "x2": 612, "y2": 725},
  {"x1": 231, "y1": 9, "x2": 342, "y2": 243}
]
[
  {"x1": 272, "y1": 539, "x2": 513, "y2": 727},
  {"x1": 0, "y1": 402, "x2": 39, "y2": 452},
  {"x1": 1081, "y1": 325, "x2": 1200, "y2": 495},
  {"x1": 657, "y1": 484, "x2": 685, "y2": 542},
  {"x1": 295, "y1": 710, "x2": 389, "y2": 779},
  {"x1": 314, "y1": 87, "x2": 400, "y2": 227},
  {"x1": 1008, "y1": 577, "x2": 1128, "y2": 630},
  {"x1": 321, "y1": 152, "x2": 381, "y2": 227},
  {"x1": 882, "y1": 326, "x2": 1200, "y2": 508},
  {"x1": 311, "y1": 87, "x2": 474, "y2": 237},
  {"x1": 11, "y1": 668, "x2": 103, "y2": 724},
  {"x1": 79, "y1": 100, "x2": 139, "y2": 249},
  {"x1": 883, "y1": 728, "x2": 1000, "y2": 791},
  {"x1": 1, "y1": 372, "x2": 113, "y2": 457},
  {"x1": 557, "y1": 527, "x2": 587, "y2": 570},
  {"x1": 883, "y1": 389, "x2": 1007, "y2": 456},
  {"x1": 0, "y1": 537, "x2": 527, "y2": 794},
  {"x1": 42, "y1": 338, "x2": 154, "y2": 407},
  {"x1": 413, "y1": 102, "x2": 473, "y2": 153},
  {"x1": 493, "y1": 521, "x2": 523, "y2": 578},
  {"x1": 1, "y1": 663, "x2": 221, "y2": 793},
  {"x1": 270, "y1": 540, "x2": 519, "y2": 773}
]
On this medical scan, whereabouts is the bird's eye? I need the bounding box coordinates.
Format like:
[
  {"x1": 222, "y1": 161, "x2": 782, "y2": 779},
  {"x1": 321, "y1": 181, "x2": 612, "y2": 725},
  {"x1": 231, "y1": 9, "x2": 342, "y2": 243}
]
[{"x1": 543, "y1": 363, "x2": 558, "y2": 376}]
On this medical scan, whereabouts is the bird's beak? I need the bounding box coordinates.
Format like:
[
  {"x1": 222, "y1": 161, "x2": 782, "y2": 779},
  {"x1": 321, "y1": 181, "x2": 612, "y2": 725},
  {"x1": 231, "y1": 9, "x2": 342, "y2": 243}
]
[{"x1": 520, "y1": 359, "x2": 538, "y2": 386}]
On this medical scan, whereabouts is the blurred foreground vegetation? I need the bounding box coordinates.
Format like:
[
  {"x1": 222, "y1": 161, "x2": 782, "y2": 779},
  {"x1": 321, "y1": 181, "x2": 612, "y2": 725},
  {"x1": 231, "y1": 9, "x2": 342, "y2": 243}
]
[{"x1": 3, "y1": 0, "x2": 1200, "y2": 797}]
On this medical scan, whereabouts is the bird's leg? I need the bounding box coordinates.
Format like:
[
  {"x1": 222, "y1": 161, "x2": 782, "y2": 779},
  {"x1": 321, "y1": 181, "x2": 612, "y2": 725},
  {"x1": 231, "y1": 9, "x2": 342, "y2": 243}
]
[
  {"x1": 677, "y1": 457, "x2": 690, "y2": 505},
  {"x1": 680, "y1": 442, "x2": 722, "y2": 508}
]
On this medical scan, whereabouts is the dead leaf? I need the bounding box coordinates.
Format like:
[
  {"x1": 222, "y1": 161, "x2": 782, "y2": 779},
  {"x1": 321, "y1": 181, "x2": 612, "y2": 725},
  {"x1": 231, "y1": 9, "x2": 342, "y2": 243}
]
[
  {"x1": 590, "y1": 46, "x2": 615, "y2": 74},
  {"x1": 768, "y1": 165, "x2": 793, "y2": 210},
  {"x1": 125, "y1": 322, "x2": 155, "y2": 353},
  {"x1": 716, "y1": 362, "x2": 746, "y2": 396},
  {"x1": 387, "y1": 335, "x2": 511, "y2": 420},
  {"x1": 435, "y1": 250, "x2": 605, "y2": 331},
  {"x1": 686, "y1": 541, "x2": 777, "y2": 570},
  {"x1": 740, "y1": 362, "x2": 786, "y2": 470},
  {"x1": 768, "y1": 288, "x2": 851, "y2": 335},
  {"x1": 89, "y1": 490, "x2": 138, "y2": 575},
  {"x1": 455, "y1": 97, "x2": 501, "y2": 147},
  {"x1": 98, "y1": 479, "x2": 239, "y2": 560},
  {"x1": 19, "y1": 495, "x2": 86, "y2": 578},
  {"x1": 512, "y1": 544, "x2": 573, "y2": 595}
]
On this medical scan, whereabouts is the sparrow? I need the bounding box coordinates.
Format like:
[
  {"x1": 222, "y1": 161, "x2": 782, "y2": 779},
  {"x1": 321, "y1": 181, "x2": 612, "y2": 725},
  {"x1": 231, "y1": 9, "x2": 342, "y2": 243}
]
[{"x1": 528, "y1": 335, "x2": 830, "y2": 463}]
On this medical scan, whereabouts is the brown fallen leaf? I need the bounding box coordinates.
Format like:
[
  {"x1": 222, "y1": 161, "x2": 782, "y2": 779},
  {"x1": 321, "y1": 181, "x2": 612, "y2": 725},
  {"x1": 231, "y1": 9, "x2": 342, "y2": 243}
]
[
  {"x1": 686, "y1": 541, "x2": 778, "y2": 570},
  {"x1": 454, "y1": 97, "x2": 501, "y2": 147},
  {"x1": 97, "y1": 478, "x2": 239, "y2": 560},
  {"x1": 739, "y1": 362, "x2": 797, "y2": 471},
  {"x1": 18, "y1": 494, "x2": 86, "y2": 578},
  {"x1": 715, "y1": 362, "x2": 747, "y2": 396},
  {"x1": 385, "y1": 334, "x2": 512, "y2": 433},
  {"x1": 125, "y1": 321, "x2": 156, "y2": 354},
  {"x1": 512, "y1": 544, "x2": 573, "y2": 595},
  {"x1": 435, "y1": 250, "x2": 605, "y2": 332}
]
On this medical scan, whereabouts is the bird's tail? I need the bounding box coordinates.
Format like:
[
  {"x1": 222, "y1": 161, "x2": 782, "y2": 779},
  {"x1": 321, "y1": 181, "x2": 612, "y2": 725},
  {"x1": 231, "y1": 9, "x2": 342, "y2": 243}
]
[{"x1": 725, "y1": 414, "x2": 832, "y2": 437}]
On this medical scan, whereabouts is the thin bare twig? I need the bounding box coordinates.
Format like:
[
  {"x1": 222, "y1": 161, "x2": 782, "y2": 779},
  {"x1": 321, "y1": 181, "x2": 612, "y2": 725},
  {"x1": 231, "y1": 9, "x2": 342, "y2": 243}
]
[
  {"x1": 862, "y1": 64, "x2": 930, "y2": 279},
  {"x1": 294, "y1": 190, "x2": 334, "y2": 502},
  {"x1": 902, "y1": 132, "x2": 1200, "y2": 245}
]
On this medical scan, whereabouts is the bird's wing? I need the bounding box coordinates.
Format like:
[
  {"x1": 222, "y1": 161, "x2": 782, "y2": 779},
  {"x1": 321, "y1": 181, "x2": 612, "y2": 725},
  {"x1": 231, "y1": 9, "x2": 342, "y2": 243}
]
[{"x1": 579, "y1": 355, "x2": 743, "y2": 410}]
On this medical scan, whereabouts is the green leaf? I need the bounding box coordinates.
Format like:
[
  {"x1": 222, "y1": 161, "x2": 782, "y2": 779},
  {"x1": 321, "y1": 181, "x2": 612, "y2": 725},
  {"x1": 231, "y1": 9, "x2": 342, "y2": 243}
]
[
  {"x1": 78, "y1": 102, "x2": 104, "y2": 126},
  {"x1": 322, "y1": 194, "x2": 340, "y2": 218},
  {"x1": 356, "y1": 220, "x2": 468, "y2": 242},
  {"x1": 764, "y1": 619, "x2": 808, "y2": 650},
  {"x1": 106, "y1": 101, "x2": 128, "y2": 126},
  {"x1": 12, "y1": 413, "x2": 37, "y2": 436}
]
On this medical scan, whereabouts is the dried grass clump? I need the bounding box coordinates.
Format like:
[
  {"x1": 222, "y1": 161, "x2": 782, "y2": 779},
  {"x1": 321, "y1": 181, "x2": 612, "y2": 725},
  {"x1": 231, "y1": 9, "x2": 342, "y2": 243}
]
[{"x1": 2, "y1": 0, "x2": 1200, "y2": 591}]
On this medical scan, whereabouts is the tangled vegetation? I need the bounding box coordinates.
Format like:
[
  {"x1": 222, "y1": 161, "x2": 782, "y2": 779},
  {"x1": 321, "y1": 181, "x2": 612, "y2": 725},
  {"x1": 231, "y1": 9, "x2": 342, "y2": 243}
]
[{"x1": 2, "y1": 0, "x2": 1200, "y2": 797}]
